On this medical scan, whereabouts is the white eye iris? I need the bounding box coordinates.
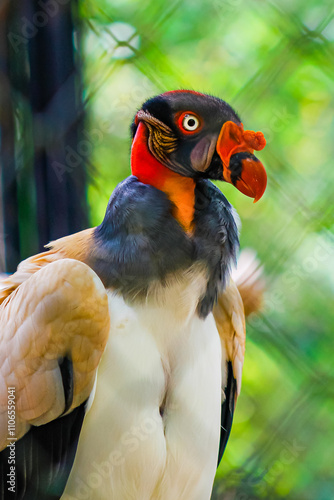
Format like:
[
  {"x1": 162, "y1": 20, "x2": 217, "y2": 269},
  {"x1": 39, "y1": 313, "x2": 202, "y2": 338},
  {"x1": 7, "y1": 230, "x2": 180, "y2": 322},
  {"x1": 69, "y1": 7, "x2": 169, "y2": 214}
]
[{"x1": 182, "y1": 114, "x2": 200, "y2": 131}]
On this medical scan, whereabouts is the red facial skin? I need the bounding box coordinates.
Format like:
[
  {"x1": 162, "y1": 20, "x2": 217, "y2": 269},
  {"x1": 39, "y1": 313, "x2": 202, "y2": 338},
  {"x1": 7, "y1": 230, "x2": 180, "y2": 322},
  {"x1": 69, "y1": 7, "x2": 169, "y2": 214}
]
[{"x1": 131, "y1": 122, "x2": 196, "y2": 232}]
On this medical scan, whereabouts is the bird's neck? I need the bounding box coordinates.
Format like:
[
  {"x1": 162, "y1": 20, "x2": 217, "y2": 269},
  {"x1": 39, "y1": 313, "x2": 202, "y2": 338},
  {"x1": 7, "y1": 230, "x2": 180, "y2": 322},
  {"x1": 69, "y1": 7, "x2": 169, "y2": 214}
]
[{"x1": 131, "y1": 122, "x2": 195, "y2": 232}]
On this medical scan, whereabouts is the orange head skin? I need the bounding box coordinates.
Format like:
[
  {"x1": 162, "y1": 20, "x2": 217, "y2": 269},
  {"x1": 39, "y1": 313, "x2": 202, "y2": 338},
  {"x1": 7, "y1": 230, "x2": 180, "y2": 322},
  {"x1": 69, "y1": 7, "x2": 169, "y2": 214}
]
[{"x1": 131, "y1": 91, "x2": 267, "y2": 230}]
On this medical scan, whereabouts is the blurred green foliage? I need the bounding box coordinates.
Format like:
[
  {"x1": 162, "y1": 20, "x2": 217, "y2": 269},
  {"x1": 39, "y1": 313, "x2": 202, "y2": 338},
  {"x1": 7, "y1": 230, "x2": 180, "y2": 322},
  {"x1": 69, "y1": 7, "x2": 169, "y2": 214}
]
[{"x1": 79, "y1": 1, "x2": 334, "y2": 498}]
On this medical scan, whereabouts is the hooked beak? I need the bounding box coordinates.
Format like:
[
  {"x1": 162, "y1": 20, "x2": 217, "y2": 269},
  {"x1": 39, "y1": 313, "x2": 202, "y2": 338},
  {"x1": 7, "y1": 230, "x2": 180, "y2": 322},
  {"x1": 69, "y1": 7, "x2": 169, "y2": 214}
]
[{"x1": 216, "y1": 121, "x2": 267, "y2": 202}]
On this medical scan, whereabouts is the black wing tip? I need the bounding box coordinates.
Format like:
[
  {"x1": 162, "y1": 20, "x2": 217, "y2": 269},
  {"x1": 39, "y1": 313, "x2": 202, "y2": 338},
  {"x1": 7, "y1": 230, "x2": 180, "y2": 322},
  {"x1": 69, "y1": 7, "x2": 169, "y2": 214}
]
[
  {"x1": 217, "y1": 361, "x2": 237, "y2": 466},
  {"x1": 58, "y1": 355, "x2": 74, "y2": 415},
  {"x1": 0, "y1": 401, "x2": 87, "y2": 500}
]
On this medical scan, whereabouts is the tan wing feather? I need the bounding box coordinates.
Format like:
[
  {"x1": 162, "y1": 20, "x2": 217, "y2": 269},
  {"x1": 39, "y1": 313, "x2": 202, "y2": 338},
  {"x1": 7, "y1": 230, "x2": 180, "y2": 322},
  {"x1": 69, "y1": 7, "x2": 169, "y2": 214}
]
[
  {"x1": 213, "y1": 279, "x2": 246, "y2": 396},
  {"x1": 0, "y1": 258, "x2": 110, "y2": 450},
  {"x1": 0, "y1": 228, "x2": 94, "y2": 306}
]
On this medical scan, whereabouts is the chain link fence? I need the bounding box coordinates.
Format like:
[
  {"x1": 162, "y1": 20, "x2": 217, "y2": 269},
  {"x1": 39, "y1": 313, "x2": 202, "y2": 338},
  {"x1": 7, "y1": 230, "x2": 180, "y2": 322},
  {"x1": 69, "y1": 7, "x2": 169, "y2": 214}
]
[
  {"x1": 79, "y1": 4, "x2": 334, "y2": 497},
  {"x1": 1, "y1": 0, "x2": 334, "y2": 498}
]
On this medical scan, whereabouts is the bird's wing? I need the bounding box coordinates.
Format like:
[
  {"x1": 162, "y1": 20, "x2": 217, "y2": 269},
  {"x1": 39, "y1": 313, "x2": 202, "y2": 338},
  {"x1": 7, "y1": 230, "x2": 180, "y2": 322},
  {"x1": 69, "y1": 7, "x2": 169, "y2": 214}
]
[
  {"x1": 0, "y1": 228, "x2": 94, "y2": 306},
  {"x1": 0, "y1": 252, "x2": 110, "y2": 498},
  {"x1": 213, "y1": 279, "x2": 246, "y2": 465}
]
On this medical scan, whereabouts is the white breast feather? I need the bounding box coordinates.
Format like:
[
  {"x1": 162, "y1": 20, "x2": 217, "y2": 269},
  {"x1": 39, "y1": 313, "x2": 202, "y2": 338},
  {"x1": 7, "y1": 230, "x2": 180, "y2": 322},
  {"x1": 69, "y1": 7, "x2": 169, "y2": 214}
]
[{"x1": 63, "y1": 268, "x2": 223, "y2": 500}]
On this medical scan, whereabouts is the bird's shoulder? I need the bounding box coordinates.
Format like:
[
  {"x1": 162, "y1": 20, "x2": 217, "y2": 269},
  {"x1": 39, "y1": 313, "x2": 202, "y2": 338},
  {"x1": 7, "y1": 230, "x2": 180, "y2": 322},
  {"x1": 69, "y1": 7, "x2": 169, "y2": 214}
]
[{"x1": 0, "y1": 228, "x2": 95, "y2": 306}]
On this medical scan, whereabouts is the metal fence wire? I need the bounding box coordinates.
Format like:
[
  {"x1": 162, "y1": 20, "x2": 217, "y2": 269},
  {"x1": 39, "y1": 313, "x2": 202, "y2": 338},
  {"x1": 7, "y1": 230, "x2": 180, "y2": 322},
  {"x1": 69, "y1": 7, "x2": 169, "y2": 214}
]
[{"x1": 0, "y1": 0, "x2": 334, "y2": 499}]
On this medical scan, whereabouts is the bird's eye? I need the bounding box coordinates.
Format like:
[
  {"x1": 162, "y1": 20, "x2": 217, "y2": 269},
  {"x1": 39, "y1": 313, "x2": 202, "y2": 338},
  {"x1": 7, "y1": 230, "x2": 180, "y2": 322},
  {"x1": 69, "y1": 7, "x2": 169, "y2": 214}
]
[
  {"x1": 177, "y1": 112, "x2": 202, "y2": 134},
  {"x1": 182, "y1": 114, "x2": 200, "y2": 131}
]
